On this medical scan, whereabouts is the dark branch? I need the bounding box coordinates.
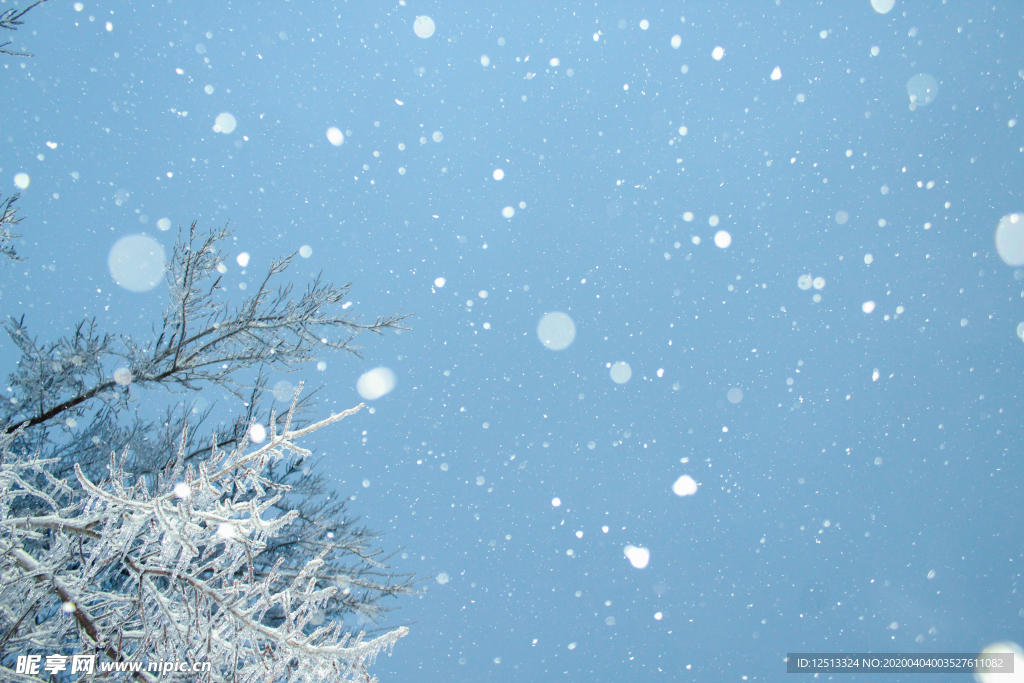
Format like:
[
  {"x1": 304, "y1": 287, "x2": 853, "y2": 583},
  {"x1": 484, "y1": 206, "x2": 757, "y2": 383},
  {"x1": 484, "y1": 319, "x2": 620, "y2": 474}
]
[{"x1": 0, "y1": 0, "x2": 46, "y2": 58}]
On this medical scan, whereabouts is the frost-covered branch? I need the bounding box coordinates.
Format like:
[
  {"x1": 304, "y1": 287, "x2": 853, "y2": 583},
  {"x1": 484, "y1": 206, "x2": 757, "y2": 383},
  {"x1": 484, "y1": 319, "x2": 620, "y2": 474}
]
[
  {"x1": 1, "y1": 223, "x2": 410, "y2": 437},
  {"x1": 0, "y1": 194, "x2": 24, "y2": 261}
]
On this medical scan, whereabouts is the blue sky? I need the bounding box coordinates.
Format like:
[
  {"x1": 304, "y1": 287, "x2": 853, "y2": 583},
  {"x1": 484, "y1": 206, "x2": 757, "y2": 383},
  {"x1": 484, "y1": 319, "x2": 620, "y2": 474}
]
[{"x1": 2, "y1": 0, "x2": 1023, "y2": 680}]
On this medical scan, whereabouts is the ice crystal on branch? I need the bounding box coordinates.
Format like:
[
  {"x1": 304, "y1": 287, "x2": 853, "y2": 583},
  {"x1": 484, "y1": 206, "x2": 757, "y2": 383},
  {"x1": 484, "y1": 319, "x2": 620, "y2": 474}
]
[{"x1": 2, "y1": 223, "x2": 410, "y2": 437}]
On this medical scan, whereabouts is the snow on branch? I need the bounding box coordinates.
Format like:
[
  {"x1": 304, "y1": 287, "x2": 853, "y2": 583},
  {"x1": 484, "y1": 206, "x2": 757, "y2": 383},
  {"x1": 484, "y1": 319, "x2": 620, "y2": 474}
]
[{"x1": 1, "y1": 222, "x2": 411, "y2": 436}]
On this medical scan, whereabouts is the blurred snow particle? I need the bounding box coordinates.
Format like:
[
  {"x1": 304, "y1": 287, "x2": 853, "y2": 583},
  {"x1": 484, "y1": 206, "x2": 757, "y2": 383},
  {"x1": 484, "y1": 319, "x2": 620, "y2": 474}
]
[
  {"x1": 549, "y1": 57, "x2": 560, "y2": 67},
  {"x1": 435, "y1": 572, "x2": 450, "y2": 585},
  {"x1": 213, "y1": 112, "x2": 236, "y2": 134},
  {"x1": 434, "y1": 277, "x2": 446, "y2": 288},
  {"x1": 624, "y1": 545, "x2": 650, "y2": 569},
  {"x1": 413, "y1": 15, "x2": 436, "y2": 38},
  {"x1": 204, "y1": 85, "x2": 214, "y2": 95},
  {"x1": 157, "y1": 217, "x2": 171, "y2": 231},
  {"x1": 864, "y1": 254, "x2": 874, "y2": 264},
  {"x1": 236, "y1": 252, "x2": 250, "y2": 267},
  {"x1": 976, "y1": 642, "x2": 1024, "y2": 683},
  {"x1": 708, "y1": 214, "x2": 720, "y2": 227},
  {"x1": 862, "y1": 301, "x2": 877, "y2": 314},
  {"x1": 108, "y1": 235, "x2": 166, "y2": 292},
  {"x1": 299, "y1": 245, "x2": 312, "y2": 258},
  {"x1": 216, "y1": 523, "x2": 236, "y2": 541},
  {"x1": 609, "y1": 361, "x2": 632, "y2": 384},
  {"x1": 835, "y1": 210, "x2": 849, "y2": 224},
  {"x1": 493, "y1": 168, "x2": 504, "y2": 180},
  {"x1": 326, "y1": 127, "x2": 344, "y2": 146},
  {"x1": 551, "y1": 497, "x2": 562, "y2": 507},
  {"x1": 362, "y1": 479, "x2": 371, "y2": 488},
  {"x1": 356, "y1": 367, "x2": 397, "y2": 400},
  {"x1": 537, "y1": 311, "x2": 576, "y2": 350},
  {"x1": 727, "y1": 387, "x2": 743, "y2": 404},
  {"x1": 871, "y1": 0, "x2": 895, "y2": 14},
  {"x1": 672, "y1": 475, "x2": 698, "y2": 496},
  {"x1": 639, "y1": 19, "x2": 649, "y2": 30},
  {"x1": 432, "y1": 131, "x2": 443, "y2": 142},
  {"x1": 798, "y1": 274, "x2": 812, "y2": 290},
  {"x1": 113, "y1": 368, "x2": 133, "y2": 386},
  {"x1": 714, "y1": 230, "x2": 732, "y2": 248},
  {"x1": 655, "y1": 612, "x2": 663, "y2": 620},
  {"x1": 272, "y1": 380, "x2": 295, "y2": 402},
  {"x1": 907, "y1": 73, "x2": 939, "y2": 107},
  {"x1": 691, "y1": 235, "x2": 701, "y2": 245},
  {"x1": 173, "y1": 482, "x2": 191, "y2": 499},
  {"x1": 712, "y1": 46, "x2": 724, "y2": 60},
  {"x1": 812, "y1": 276, "x2": 825, "y2": 290},
  {"x1": 770, "y1": 66, "x2": 782, "y2": 80},
  {"x1": 248, "y1": 423, "x2": 267, "y2": 443},
  {"x1": 995, "y1": 213, "x2": 1024, "y2": 266},
  {"x1": 13, "y1": 173, "x2": 29, "y2": 189},
  {"x1": 480, "y1": 55, "x2": 490, "y2": 67},
  {"x1": 671, "y1": 35, "x2": 681, "y2": 49},
  {"x1": 317, "y1": 361, "x2": 327, "y2": 371},
  {"x1": 683, "y1": 211, "x2": 694, "y2": 221},
  {"x1": 502, "y1": 206, "x2": 515, "y2": 218}
]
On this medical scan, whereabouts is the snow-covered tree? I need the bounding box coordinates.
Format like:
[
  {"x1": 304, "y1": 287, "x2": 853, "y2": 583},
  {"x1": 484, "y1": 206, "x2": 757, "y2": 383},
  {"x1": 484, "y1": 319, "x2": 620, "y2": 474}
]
[
  {"x1": 0, "y1": 224, "x2": 415, "y2": 679},
  {"x1": 0, "y1": 393, "x2": 407, "y2": 682}
]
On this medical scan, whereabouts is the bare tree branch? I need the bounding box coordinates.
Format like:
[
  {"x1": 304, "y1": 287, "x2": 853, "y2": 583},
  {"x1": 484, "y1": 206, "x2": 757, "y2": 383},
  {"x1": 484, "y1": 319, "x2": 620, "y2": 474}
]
[{"x1": 0, "y1": 0, "x2": 46, "y2": 57}]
